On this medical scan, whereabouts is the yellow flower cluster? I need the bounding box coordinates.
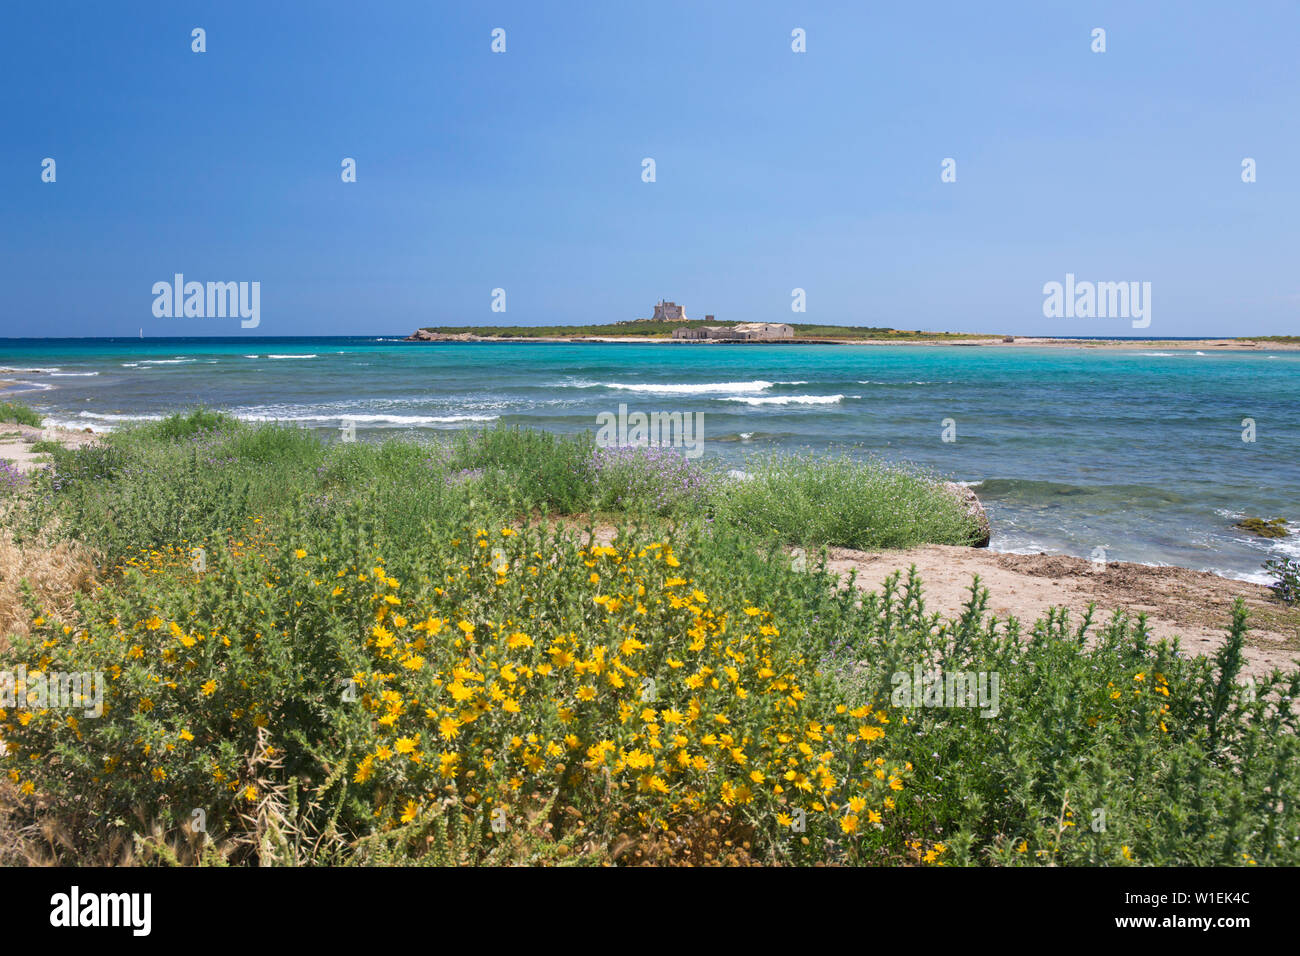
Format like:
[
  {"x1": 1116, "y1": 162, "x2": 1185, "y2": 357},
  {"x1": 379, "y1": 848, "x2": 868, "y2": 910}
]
[{"x1": 334, "y1": 531, "x2": 910, "y2": 852}]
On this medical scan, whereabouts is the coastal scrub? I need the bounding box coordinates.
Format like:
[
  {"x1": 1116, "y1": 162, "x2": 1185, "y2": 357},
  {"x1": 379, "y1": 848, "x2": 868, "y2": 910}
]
[{"x1": 710, "y1": 452, "x2": 978, "y2": 550}]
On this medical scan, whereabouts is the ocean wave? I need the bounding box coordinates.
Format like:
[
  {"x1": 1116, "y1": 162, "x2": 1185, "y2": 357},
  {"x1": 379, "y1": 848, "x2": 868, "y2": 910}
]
[
  {"x1": 0, "y1": 366, "x2": 61, "y2": 374},
  {"x1": 78, "y1": 412, "x2": 165, "y2": 421},
  {"x1": 235, "y1": 412, "x2": 497, "y2": 425},
  {"x1": 604, "y1": 380, "x2": 774, "y2": 394},
  {"x1": 1209, "y1": 568, "x2": 1275, "y2": 586},
  {"x1": 266, "y1": 354, "x2": 319, "y2": 360},
  {"x1": 1269, "y1": 532, "x2": 1300, "y2": 559},
  {"x1": 49, "y1": 371, "x2": 99, "y2": 377},
  {"x1": 720, "y1": 394, "x2": 844, "y2": 406},
  {"x1": 1138, "y1": 352, "x2": 1175, "y2": 357},
  {"x1": 988, "y1": 543, "x2": 1061, "y2": 556}
]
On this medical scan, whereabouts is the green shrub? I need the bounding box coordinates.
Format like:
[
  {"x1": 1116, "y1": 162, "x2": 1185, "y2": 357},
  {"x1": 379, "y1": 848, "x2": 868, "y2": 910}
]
[
  {"x1": 1264, "y1": 557, "x2": 1300, "y2": 605},
  {"x1": 585, "y1": 445, "x2": 716, "y2": 517},
  {"x1": 710, "y1": 453, "x2": 976, "y2": 550},
  {"x1": 136, "y1": 408, "x2": 237, "y2": 442},
  {"x1": 0, "y1": 401, "x2": 41, "y2": 427},
  {"x1": 2, "y1": 513, "x2": 907, "y2": 864},
  {"x1": 449, "y1": 424, "x2": 595, "y2": 512},
  {"x1": 829, "y1": 570, "x2": 1300, "y2": 865}
]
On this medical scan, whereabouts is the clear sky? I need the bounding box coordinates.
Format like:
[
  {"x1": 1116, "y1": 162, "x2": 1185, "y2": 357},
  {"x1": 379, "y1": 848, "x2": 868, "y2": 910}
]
[{"x1": 2, "y1": 1, "x2": 1297, "y2": 338}]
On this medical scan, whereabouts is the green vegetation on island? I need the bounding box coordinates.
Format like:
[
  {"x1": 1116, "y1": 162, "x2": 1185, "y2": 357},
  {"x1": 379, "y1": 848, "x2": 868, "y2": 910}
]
[{"x1": 412, "y1": 319, "x2": 996, "y2": 341}]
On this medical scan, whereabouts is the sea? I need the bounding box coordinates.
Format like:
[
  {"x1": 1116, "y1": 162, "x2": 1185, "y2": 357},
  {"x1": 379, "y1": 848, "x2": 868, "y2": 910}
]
[{"x1": 2, "y1": 336, "x2": 1297, "y2": 583}]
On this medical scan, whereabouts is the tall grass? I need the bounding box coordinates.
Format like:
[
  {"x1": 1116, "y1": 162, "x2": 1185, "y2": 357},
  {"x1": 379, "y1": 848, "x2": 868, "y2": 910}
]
[
  {"x1": 0, "y1": 401, "x2": 41, "y2": 427},
  {"x1": 14, "y1": 416, "x2": 983, "y2": 567},
  {"x1": 710, "y1": 452, "x2": 976, "y2": 549}
]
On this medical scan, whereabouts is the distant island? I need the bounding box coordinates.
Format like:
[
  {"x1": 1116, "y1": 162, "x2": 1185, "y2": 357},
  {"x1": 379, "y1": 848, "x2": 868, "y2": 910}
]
[
  {"x1": 403, "y1": 299, "x2": 1300, "y2": 346},
  {"x1": 405, "y1": 319, "x2": 1001, "y2": 344},
  {"x1": 404, "y1": 321, "x2": 1297, "y2": 349}
]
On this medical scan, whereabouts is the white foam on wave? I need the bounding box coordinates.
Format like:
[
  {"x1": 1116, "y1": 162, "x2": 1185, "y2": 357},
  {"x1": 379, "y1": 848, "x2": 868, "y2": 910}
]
[
  {"x1": 0, "y1": 366, "x2": 61, "y2": 374},
  {"x1": 1269, "y1": 531, "x2": 1300, "y2": 559},
  {"x1": 266, "y1": 354, "x2": 318, "y2": 360},
  {"x1": 122, "y1": 358, "x2": 197, "y2": 367},
  {"x1": 720, "y1": 394, "x2": 844, "y2": 406},
  {"x1": 236, "y1": 412, "x2": 497, "y2": 426},
  {"x1": 1217, "y1": 568, "x2": 1276, "y2": 586},
  {"x1": 78, "y1": 411, "x2": 165, "y2": 421},
  {"x1": 987, "y1": 542, "x2": 1062, "y2": 556},
  {"x1": 1138, "y1": 352, "x2": 1175, "y2": 357},
  {"x1": 42, "y1": 411, "x2": 163, "y2": 431},
  {"x1": 605, "y1": 380, "x2": 774, "y2": 394},
  {"x1": 49, "y1": 371, "x2": 99, "y2": 377}
]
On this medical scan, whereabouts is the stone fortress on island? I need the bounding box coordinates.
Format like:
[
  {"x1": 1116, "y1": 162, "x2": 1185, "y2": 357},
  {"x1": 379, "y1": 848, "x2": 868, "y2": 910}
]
[{"x1": 651, "y1": 299, "x2": 689, "y2": 321}]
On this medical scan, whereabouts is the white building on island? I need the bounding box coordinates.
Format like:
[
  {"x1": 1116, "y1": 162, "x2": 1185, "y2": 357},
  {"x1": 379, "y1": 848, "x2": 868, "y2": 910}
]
[{"x1": 672, "y1": 322, "x2": 794, "y2": 341}]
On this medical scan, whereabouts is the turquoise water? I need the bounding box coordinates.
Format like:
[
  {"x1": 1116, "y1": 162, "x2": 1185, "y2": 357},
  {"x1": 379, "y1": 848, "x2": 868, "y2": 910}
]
[{"x1": 3, "y1": 337, "x2": 1298, "y2": 581}]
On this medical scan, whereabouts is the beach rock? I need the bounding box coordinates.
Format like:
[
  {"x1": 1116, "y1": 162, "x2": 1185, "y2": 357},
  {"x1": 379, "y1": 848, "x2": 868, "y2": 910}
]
[
  {"x1": 1236, "y1": 516, "x2": 1289, "y2": 539},
  {"x1": 943, "y1": 482, "x2": 991, "y2": 548},
  {"x1": 405, "y1": 329, "x2": 490, "y2": 342}
]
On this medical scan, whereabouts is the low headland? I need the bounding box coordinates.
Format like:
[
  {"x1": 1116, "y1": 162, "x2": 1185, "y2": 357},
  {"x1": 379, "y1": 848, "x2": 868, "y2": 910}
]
[{"x1": 1, "y1": 400, "x2": 1297, "y2": 866}]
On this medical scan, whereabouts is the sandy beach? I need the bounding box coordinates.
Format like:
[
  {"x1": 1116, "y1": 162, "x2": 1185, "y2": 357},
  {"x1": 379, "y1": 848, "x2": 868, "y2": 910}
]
[
  {"x1": 825, "y1": 544, "x2": 1300, "y2": 680},
  {"x1": 0, "y1": 421, "x2": 99, "y2": 474}
]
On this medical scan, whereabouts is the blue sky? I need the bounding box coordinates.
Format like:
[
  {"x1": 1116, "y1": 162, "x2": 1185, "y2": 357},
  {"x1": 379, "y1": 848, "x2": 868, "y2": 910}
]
[{"x1": 2, "y1": 0, "x2": 1297, "y2": 338}]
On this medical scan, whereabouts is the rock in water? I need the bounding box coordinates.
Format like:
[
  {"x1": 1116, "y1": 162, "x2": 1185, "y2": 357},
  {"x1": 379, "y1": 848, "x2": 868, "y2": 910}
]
[
  {"x1": 1236, "y1": 516, "x2": 1289, "y2": 539},
  {"x1": 943, "y1": 482, "x2": 991, "y2": 548}
]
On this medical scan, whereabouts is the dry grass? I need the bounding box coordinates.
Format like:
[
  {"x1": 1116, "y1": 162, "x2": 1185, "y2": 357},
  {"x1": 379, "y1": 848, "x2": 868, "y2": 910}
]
[
  {"x1": 0, "y1": 510, "x2": 102, "y2": 864},
  {"x1": 0, "y1": 524, "x2": 97, "y2": 652}
]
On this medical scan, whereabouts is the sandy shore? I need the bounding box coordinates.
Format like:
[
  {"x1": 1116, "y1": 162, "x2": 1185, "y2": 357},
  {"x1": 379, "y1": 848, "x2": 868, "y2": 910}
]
[
  {"x1": 0, "y1": 422, "x2": 99, "y2": 474},
  {"x1": 828, "y1": 544, "x2": 1299, "y2": 679}
]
